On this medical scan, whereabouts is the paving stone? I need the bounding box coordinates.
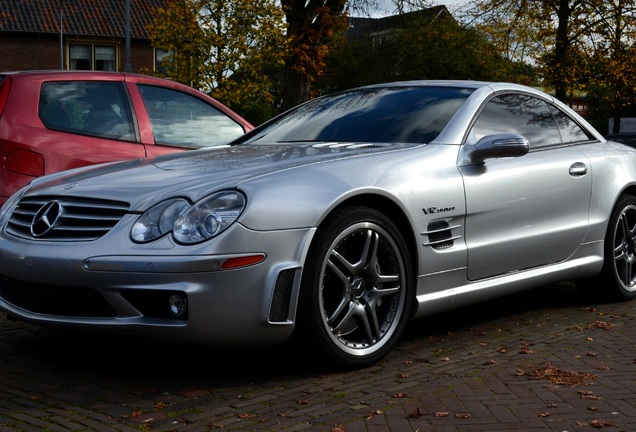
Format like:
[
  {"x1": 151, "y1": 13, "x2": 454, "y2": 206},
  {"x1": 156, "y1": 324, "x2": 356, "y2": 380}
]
[{"x1": 2, "y1": 282, "x2": 636, "y2": 430}]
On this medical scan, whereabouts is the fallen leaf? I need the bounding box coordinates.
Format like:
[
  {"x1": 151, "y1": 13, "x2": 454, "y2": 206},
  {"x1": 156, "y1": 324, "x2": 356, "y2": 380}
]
[
  {"x1": 409, "y1": 408, "x2": 425, "y2": 419},
  {"x1": 366, "y1": 409, "x2": 384, "y2": 420},
  {"x1": 538, "y1": 412, "x2": 551, "y2": 418},
  {"x1": 392, "y1": 393, "x2": 408, "y2": 398},
  {"x1": 591, "y1": 419, "x2": 615, "y2": 427},
  {"x1": 332, "y1": 425, "x2": 346, "y2": 432},
  {"x1": 528, "y1": 362, "x2": 598, "y2": 385},
  {"x1": 455, "y1": 412, "x2": 471, "y2": 419},
  {"x1": 579, "y1": 390, "x2": 602, "y2": 400},
  {"x1": 435, "y1": 411, "x2": 450, "y2": 417},
  {"x1": 590, "y1": 320, "x2": 617, "y2": 330}
]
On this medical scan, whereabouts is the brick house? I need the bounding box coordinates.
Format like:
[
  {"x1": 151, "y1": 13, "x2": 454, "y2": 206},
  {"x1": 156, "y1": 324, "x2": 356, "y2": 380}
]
[{"x1": 0, "y1": 0, "x2": 167, "y2": 73}]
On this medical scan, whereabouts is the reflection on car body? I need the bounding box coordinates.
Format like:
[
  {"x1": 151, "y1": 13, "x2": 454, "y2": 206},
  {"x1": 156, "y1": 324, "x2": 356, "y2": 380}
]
[{"x1": 1, "y1": 80, "x2": 635, "y2": 369}]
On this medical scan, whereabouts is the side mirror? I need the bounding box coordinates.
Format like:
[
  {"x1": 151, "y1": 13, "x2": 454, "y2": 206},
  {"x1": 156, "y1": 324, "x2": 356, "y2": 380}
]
[{"x1": 465, "y1": 133, "x2": 530, "y2": 164}]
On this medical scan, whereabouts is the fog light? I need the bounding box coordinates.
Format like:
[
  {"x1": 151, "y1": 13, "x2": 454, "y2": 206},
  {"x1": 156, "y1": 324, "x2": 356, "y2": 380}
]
[{"x1": 168, "y1": 294, "x2": 187, "y2": 317}]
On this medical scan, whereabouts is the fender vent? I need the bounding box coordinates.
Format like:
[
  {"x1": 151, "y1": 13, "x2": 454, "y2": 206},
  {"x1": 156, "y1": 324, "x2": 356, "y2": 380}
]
[
  {"x1": 269, "y1": 269, "x2": 296, "y2": 322},
  {"x1": 421, "y1": 219, "x2": 461, "y2": 250}
]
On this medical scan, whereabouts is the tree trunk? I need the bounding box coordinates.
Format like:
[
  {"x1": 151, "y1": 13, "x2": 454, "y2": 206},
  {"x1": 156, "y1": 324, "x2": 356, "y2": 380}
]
[
  {"x1": 553, "y1": 0, "x2": 571, "y2": 102},
  {"x1": 280, "y1": 59, "x2": 310, "y2": 112}
]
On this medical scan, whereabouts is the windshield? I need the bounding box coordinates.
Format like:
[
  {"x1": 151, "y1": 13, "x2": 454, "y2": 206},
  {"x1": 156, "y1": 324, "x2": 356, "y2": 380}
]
[{"x1": 241, "y1": 86, "x2": 474, "y2": 145}]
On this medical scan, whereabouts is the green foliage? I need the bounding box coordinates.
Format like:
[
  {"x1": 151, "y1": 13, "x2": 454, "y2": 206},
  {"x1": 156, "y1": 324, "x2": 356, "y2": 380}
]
[
  {"x1": 146, "y1": 0, "x2": 287, "y2": 124},
  {"x1": 319, "y1": 11, "x2": 538, "y2": 93}
]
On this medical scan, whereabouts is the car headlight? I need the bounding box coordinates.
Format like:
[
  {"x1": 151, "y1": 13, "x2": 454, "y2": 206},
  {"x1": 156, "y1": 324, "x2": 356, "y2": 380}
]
[
  {"x1": 131, "y1": 191, "x2": 245, "y2": 244},
  {"x1": 0, "y1": 185, "x2": 29, "y2": 228}
]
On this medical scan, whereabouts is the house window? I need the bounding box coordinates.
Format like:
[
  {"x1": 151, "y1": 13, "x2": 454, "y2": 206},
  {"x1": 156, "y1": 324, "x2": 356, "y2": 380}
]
[
  {"x1": 69, "y1": 44, "x2": 117, "y2": 71},
  {"x1": 155, "y1": 49, "x2": 172, "y2": 74}
]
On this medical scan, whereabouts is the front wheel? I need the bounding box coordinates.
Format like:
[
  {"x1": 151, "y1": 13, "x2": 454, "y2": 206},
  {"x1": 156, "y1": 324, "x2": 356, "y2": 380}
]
[
  {"x1": 297, "y1": 206, "x2": 414, "y2": 369},
  {"x1": 593, "y1": 194, "x2": 636, "y2": 300}
]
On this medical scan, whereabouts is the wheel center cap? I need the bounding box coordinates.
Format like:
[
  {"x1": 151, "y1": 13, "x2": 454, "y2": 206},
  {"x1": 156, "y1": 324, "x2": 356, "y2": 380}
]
[{"x1": 351, "y1": 277, "x2": 365, "y2": 296}]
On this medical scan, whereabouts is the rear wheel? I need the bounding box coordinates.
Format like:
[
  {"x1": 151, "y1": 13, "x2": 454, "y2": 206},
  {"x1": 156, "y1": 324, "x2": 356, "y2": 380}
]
[
  {"x1": 297, "y1": 206, "x2": 413, "y2": 369},
  {"x1": 593, "y1": 194, "x2": 636, "y2": 300}
]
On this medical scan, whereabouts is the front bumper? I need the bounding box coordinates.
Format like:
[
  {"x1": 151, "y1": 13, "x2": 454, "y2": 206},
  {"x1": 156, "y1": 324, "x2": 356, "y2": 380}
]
[{"x1": 0, "y1": 222, "x2": 315, "y2": 347}]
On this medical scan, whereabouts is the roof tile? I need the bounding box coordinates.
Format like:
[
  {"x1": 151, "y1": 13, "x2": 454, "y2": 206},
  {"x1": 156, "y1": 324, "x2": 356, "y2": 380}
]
[{"x1": 0, "y1": 0, "x2": 167, "y2": 38}]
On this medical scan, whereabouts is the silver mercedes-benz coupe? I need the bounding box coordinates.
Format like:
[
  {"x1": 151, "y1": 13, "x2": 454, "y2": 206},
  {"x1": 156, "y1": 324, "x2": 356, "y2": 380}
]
[{"x1": 1, "y1": 81, "x2": 635, "y2": 368}]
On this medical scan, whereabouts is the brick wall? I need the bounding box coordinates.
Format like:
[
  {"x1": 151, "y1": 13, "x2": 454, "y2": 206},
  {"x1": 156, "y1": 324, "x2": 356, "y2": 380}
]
[
  {"x1": 0, "y1": 34, "x2": 61, "y2": 71},
  {"x1": 0, "y1": 33, "x2": 155, "y2": 73}
]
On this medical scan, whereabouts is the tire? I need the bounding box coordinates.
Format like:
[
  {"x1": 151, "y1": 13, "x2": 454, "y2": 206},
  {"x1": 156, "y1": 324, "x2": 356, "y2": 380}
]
[
  {"x1": 297, "y1": 206, "x2": 414, "y2": 369},
  {"x1": 594, "y1": 194, "x2": 636, "y2": 301}
]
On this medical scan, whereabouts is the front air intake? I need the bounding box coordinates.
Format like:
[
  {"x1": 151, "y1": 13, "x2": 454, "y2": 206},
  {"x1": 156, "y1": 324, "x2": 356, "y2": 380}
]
[{"x1": 269, "y1": 269, "x2": 296, "y2": 322}]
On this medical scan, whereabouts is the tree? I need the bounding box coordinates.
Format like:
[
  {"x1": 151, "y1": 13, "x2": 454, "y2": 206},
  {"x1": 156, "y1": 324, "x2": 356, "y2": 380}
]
[
  {"x1": 319, "y1": 7, "x2": 538, "y2": 94},
  {"x1": 464, "y1": 0, "x2": 636, "y2": 130},
  {"x1": 463, "y1": 0, "x2": 604, "y2": 101},
  {"x1": 279, "y1": 0, "x2": 350, "y2": 111},
  {"x1": 585, "y1": 0, "x2": 636, "y2": 133},
  {"x1": 147, "y1": 0, "x2": 287, "y2": 124},
  {"x1": 146, "y1": 0, "x2": 208, "y2": 87}
]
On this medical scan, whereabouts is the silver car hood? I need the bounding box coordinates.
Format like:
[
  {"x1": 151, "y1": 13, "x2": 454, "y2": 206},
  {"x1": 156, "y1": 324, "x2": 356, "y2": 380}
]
[{"x1": 26, "y1": 143, "x2": 417, "y2": 209}]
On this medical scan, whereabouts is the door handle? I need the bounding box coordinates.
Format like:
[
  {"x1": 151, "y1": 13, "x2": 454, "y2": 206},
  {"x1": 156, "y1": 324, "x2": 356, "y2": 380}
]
[{"x1": 569, "y1": 162, "x2": 588, "y2": 177}]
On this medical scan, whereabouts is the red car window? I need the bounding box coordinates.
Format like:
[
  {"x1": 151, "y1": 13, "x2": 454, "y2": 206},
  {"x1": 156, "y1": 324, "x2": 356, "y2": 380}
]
[
  {"x1": 39, "y1": 81, "x2": 136, "y2": 142},
  {"x1": 138, "y1": 84, "x2": 245, "y2": 149}
]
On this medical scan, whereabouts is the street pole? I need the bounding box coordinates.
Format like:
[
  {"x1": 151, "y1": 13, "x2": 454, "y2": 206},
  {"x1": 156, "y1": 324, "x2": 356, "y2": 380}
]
[
  {"x1": 59, "y1": 0, "x2": 64, "y2": 69},
  {"x1": 125, "y1": 0, "x2": 132, "y2": 72}
]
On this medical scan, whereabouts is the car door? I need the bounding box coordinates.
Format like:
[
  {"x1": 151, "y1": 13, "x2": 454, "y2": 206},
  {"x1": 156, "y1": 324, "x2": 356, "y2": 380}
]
[{"x1": 460, "y1": 93, "x2": 593, "y2": 281}]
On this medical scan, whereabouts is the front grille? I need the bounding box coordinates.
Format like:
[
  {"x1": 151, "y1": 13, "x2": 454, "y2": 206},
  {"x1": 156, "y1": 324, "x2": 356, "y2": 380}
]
[
  {"x1": 0, "y1": 276, "x2": 116, "y2": 317},
  {"x1": 6, "y1": 196, "x2": 129, "y2": 241}
]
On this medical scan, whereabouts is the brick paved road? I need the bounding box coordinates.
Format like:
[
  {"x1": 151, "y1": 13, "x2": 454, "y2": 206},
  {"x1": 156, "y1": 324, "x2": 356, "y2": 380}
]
[{"x1": 0, "y1": 281, "x2": 635, "y2": 431}]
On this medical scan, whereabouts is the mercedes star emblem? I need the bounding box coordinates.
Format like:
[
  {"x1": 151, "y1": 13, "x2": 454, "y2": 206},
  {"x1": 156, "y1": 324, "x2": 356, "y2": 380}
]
[{"x1": 31, "y1": 201, "x2": 63, "y2": 237}]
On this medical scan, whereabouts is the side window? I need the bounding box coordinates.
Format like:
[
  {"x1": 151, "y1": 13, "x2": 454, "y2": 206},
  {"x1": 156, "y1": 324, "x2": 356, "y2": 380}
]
[
  {"x1": 470, "y1": 94, "x2": 562, "y2": 148},
  {"x1": 550, "y1": 106, "x2": 594, "y2": 143},
  {"x1": 39, "y1": 81, "x2": 135, "y2": 141},
  {"x1": 138, "y1": 84, "x2": 245, "y2": 149}
]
